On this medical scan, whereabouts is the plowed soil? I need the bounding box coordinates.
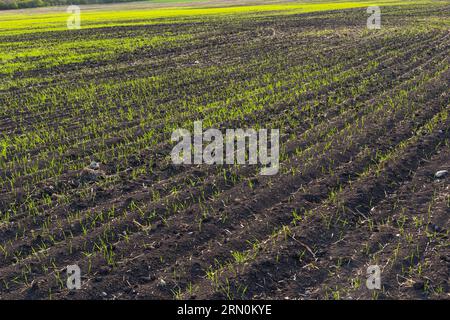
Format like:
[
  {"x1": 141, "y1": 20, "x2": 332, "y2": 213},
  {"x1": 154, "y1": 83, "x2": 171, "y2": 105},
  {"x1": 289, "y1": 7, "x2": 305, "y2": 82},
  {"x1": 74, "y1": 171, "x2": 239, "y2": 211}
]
[{"x1": 0, "y1": 1, "x2": 448, "y2": 300}]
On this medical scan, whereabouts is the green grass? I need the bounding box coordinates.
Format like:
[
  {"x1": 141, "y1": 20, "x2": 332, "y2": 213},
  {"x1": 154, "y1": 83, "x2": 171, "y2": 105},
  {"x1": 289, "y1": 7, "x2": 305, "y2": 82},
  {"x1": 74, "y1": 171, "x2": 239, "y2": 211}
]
[
  {"x1": 0, "y1": 0, "x2": 435, "y2": 35},
  {"x1": 0, "y1": 0, "x2": 441, "y2": 76}
]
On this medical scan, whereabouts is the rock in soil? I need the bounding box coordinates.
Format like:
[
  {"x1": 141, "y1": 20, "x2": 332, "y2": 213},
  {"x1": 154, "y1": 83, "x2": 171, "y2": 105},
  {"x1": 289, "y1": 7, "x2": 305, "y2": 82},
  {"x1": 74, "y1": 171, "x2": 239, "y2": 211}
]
[{"x1": 434, "y1": 170, "x2": 448, "y2": 178}]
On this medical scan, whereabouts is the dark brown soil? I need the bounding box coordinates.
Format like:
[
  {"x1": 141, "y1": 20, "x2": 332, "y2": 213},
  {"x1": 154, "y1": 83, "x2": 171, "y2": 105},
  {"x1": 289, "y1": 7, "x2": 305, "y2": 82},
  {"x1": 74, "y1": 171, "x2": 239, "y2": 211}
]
[{"x1": 0, "y1": 4, "x2": 449, "y2": 300}]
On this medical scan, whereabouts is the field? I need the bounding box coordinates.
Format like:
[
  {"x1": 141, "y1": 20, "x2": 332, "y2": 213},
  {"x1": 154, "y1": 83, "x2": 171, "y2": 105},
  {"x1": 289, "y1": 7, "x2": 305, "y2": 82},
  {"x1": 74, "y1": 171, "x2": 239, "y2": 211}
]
[{"x1": 0, "y1": 0, "x2": 449, "y2": 300}]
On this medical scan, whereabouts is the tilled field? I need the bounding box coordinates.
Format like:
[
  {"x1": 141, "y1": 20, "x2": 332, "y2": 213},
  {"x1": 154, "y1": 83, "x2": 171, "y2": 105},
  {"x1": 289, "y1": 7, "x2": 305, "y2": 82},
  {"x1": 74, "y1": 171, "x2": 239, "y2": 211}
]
[{"x1": 0, "y1": 1, "x2": 449, "y2": 300}]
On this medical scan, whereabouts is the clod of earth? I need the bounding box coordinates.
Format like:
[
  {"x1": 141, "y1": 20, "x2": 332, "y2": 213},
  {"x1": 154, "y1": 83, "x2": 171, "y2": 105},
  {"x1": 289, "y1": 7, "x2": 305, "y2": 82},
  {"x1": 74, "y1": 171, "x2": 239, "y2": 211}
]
[{"x1": 80, "y1": 168, "x2": 106, "y2": 183}]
